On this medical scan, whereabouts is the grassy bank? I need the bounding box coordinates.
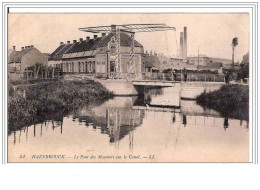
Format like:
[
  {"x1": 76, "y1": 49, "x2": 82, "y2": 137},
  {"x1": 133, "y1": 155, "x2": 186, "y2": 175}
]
[
  {"x1": 8, "y1": 80, "x2": 113, "y2": 133},
  {"x1": 196, "y1": 84, "x2": 249, "y2": 120}
]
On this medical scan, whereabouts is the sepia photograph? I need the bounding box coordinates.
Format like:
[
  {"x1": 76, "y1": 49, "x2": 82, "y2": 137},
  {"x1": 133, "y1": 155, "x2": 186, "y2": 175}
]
[{"x1": 7, "y1": 13, "x2": 250, "y2": 163}]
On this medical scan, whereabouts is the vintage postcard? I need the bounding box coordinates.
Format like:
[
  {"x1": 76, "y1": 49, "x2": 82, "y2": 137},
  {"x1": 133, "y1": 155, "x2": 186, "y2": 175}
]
[{"x1": 7, "y1": 13, "x2": 250, "y2": 163}]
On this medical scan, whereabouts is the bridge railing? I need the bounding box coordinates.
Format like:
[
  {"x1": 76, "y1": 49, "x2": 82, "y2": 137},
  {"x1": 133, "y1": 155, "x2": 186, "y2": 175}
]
[{"x1": 185, "y1": 73, "x2": 225, "y2": 82}]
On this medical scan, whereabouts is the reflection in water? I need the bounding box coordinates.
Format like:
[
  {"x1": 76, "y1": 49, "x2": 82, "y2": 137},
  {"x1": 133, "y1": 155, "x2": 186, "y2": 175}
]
[
  {"x1": 224, "y1": 117, "x2": 229, "y2": 131},
  {"x1": 8, "y1": 87, "x2": 249, "y2": 162}
]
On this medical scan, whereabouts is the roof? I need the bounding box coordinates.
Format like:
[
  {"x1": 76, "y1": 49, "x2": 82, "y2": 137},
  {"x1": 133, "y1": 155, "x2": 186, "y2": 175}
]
[
  {"x1": 66, "y1": 38, "x2": 103, "y2": 53},
  {"x1": 49, "y1": 43, "x2": 74, "y2": 61},
  {"x1": 206, "y1": 62, "x2": 222, "y2": 68},
  {"x1": 92, "y1": 32, "x2": 143, "y2": 49},
  {"x1": 8, "y1": 48, "x2": 34, "y2": 63},
  {"x1": 50, "y1": 32, "x2": 144, "y2": 60},
  {"x1": 223, "y1": 64, "x2": 241, "y2": 70},
  {"x1": 143, "y1": 55, "x2": 161, "y2": 68}
]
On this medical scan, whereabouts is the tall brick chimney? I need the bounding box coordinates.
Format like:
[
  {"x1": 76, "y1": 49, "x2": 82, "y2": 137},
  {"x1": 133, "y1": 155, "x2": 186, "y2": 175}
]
[
  {"x1": 79, "y1": 38, "x2": 83, "y2": 42},
  {"x1": 86, "y1": 36, "x2": 90, "y2": 41},
  {"x1": 94, "y1": 35, "x2": 98, "y2": 40},
  {"x1": 21, "y1": 47, "x2": 24, "y2": 50},
  {"x1": 67, "y1": 41, "x2": 70, "y2": 44},
  {"x1": 13, "y1": 46, "x2": 16, "y2": 51},
  {"x1": 179, "y1": 32, "x2": 183, "y2": 59},
  {"x1": 183, "y1": 27, "x2": 187, "y2": 59},
  {"x1": 60, "y1": 42, "x2": 64, "y2": 45},
  {"x1": 73, "y1": 40, "x2": 77, "y2": 43}
]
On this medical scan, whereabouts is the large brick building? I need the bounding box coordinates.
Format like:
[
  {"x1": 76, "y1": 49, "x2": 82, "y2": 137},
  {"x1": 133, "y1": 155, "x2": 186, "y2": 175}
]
[{"x1": 49, "y1": 31, "x2": 146, "y2": 79}]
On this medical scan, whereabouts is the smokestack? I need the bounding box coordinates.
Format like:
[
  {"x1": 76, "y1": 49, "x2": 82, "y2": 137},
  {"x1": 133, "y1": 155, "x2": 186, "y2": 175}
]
[
  {"x1": 86, "y1": 36, "x2": 90, "y2": 41},
  {"x1": 73, "y1": 40, "x2": 77, "y2": 43},
  {"x1": 183, "y1": 27, "x2": 187, "y2": 59},
  {"x1": 21, "y1": 47, "x2": 24, "y2": 50},
  {"x1": 179, "y1": 32, "x2": 183, "y2": 59},
  {"x1": 60, "y1": 42, "x2": 64, "y2": 45},
  {"x1": 13, "y1": 46, "x2": 16, "y2": 51},
  {"x1": 94, "y1": 35, "x2": 98, "y2": 40},
  {"x1": 79, "y1": 38, "x2": 83, "y2": 42},
  {"x1": 102, "y1": 33, "x2": 106, "y2": 37},
  {"x1": 67, "y1": 41, "x2": 70, "y2": 44}
]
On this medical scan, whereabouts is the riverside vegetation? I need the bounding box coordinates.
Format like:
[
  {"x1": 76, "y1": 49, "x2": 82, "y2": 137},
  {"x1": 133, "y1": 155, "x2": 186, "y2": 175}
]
[
  {"x1": 196, "y1": 84, "x2": 249, "y2": 120},
  {"x1": 8, "y1": 80, "x2": 113, "y2": 134}
]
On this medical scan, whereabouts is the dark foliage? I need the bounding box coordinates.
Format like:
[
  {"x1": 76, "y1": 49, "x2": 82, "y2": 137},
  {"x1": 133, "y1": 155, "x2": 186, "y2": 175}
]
[
  {"x1": 196, "y1": 84, "x2": 249, "y2": 120},
  {"x1": 8, "y1": 80, "x2": 113, "y2": 133}
]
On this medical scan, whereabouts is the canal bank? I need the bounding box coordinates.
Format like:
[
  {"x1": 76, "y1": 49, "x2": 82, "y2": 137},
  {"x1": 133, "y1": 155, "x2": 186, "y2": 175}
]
[
  {"x1": 196, "y1": 84, "x2": 249, "y2": 120},
  {"x1": 8, "y1": 79, "x2": 113, "y2": 133}
]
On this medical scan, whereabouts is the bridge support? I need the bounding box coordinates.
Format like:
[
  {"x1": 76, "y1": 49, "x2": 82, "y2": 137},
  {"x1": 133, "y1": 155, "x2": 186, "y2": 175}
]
[{"x1": 95, "y1": 79, "x2": 138, "y2": 96}]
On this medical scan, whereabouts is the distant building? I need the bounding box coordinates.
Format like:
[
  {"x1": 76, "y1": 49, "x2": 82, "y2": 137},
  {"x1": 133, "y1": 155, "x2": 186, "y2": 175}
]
[
  {"x1": 187, "y1": 56, "x2": 211, "y2": 66},
  {"x1": 241, "y1": 52, "x2": 249, "y2": 65},
  {"x1": 142, "y1": 54, "x2": 161, "y2": 78},
  {"x1": 198, "y1": 62, "x2": 223, "y2": 73},
  {"x1": 8, "y1": 45, "x2": 48, "y2": 73}
]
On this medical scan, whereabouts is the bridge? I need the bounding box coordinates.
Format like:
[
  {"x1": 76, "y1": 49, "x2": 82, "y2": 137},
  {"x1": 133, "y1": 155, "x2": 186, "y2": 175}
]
[
  {"x1": 64, "y1": 74, "x2": 225, "y2": 98},
  {"x1": 132, "y1": 80, "x2": 179, "y2": 87}
]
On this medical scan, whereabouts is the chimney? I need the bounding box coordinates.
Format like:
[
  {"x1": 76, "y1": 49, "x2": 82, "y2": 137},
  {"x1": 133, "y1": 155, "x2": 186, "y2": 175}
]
[
  {"x1": 21, "y1": 47, "x2": 24, "y2": 50},
  {"x1": 60, "y1": 42, "x2": 64, "y2": 45},
  {"x1": 30, "y1": 45, "x2": 34, "y2": 48},
  {"x1": 67, "y1": 41, "x2": 70, "y2": 44},
  {"x1": 102, "y1": 33, "x2": 106, "y2": 37},
  {"x1": 86, "y1": 36, "x2": 90, "y2": 41},
  {"x1": 94, "y1": 35, "x2": 98, "y2": 40},
  {"x1": 13, "y1": 46, "x2": 16, "y2": 51},
  {"x1": 183, "y1": 27, "x2": 187, "y2": 59},
  {"x1": 179, "y1": 32, "x2": 183, "y2": 59},
  {"x1": 79, "y1": 38, "x2": 83, "y2": 42},
  {"x1": 73, "y1": 40, "x2": 77, "y2": 43}
]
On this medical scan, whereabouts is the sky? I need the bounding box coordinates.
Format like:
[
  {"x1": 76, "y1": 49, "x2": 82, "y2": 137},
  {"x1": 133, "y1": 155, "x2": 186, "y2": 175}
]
[{"x1": 8, "y1": 13, "x2": 249, "y2": 62}]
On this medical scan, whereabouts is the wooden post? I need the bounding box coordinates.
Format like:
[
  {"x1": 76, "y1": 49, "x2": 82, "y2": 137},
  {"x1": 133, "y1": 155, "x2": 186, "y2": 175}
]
[
  {"x1": 52, "y1": 67, "x2": 55, "y2": 79},
  {"x1": 34, "y1": 65, "x2": 37, "y2": 79},
  {"x1": 26, "y1": 69, "x2": 28, "y2": 81},
  {"x1": 45, "y1": 67, "x2": 48, "y2": 79}
]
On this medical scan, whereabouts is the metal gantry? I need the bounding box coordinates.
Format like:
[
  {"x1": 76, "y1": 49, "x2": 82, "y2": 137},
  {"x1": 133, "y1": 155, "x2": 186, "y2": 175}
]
[{"x1": 79, "y1": 24, "x2": 176, "y2": 79}]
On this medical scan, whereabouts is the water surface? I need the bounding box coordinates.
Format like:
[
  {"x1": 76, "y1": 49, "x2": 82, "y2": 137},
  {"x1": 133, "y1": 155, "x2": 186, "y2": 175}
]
[{"x1": 8, "y1": 86, "x2": 249, "y2": 162}]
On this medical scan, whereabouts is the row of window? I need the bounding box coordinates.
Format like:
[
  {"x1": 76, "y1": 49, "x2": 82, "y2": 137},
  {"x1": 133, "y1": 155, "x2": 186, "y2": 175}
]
[{"x1": 62, "y1": 62, "x2": 94, "y2": 73}]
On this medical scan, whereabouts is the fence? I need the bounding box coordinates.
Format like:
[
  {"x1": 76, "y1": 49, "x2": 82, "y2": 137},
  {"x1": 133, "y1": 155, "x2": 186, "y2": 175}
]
[
  {"x1": 142, "y1": 72, "x2": 225, "y2": 82},
  {"x1": 9, "y1": 67, "x2": 63, "y2": 81}
]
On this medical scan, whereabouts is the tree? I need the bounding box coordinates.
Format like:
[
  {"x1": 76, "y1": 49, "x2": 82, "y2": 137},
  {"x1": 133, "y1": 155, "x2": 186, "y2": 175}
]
[{"x1": 232, "y1": 37, "x2": 238, "y2": 69}]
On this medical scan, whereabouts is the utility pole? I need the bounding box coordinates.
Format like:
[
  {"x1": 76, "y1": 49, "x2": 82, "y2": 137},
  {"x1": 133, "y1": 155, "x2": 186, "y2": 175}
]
[{"x1": 197, "y1": 46, "x2": 200, "y2": 70}]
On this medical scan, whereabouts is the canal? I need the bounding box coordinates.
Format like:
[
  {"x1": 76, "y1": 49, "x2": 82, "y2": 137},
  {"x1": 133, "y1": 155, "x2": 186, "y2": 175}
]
[{"x1": 8, "y1": 86, "x2": 249, "y2": 162}]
